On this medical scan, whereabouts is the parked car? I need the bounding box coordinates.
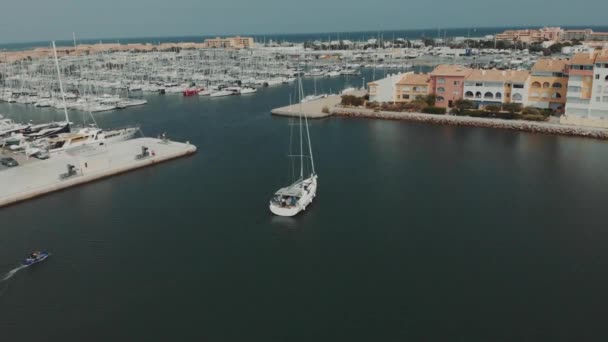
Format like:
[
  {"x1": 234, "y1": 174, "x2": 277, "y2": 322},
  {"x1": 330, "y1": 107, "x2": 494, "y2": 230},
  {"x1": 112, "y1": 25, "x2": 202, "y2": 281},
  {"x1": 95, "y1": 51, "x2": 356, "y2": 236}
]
[
  {"x1": 33, "y1": 151, "x2": 50, "y2": 160},
  {"x1": 0, "y1": 157, "x2": 19, "y2": 167}
]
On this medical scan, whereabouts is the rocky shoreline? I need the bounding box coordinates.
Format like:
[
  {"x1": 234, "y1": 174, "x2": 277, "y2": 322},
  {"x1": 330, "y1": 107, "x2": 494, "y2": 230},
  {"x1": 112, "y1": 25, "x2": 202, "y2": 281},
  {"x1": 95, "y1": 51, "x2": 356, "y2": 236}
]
[{"x1": 332, "y1": 107, "x2": 608, "y2": 140}]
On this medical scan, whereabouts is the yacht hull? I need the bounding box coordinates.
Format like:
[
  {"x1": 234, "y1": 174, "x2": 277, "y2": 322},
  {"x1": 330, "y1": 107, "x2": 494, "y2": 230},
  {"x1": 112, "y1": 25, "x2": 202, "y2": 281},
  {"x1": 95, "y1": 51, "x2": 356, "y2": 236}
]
[{"x1": 269, "y1": 176, "x2": 317, "y2": 217}]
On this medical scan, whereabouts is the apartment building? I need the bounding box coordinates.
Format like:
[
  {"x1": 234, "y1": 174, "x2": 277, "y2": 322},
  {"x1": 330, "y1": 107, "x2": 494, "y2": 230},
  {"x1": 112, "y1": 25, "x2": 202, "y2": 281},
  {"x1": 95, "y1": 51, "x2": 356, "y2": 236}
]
[
  {"x1": 463, "y1": 69, "x2": 530, "y2": 107},
  {"x1": 430, "y1": 65, "x2": 472, "y2": 108},
  {"x1": 368, "y1": 73, "x2": 406, "y2": 103},
  {"x1": 561, "y1": 50, "x2": 608, "y2": 127},
  {"x1": 204, "y1": 36, "x2": 254, "y2": 49},
  {"x1": 528, "y1": 59, "x2": 569, "y2": 111},
  {"x1": 394, "y1": 73, "x2": 431, "y2": 103}
]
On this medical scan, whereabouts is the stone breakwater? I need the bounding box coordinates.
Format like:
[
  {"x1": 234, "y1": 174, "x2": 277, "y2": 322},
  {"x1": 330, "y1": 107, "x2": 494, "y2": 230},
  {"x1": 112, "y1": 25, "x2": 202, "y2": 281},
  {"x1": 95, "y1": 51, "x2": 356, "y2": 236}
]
[{"x1": 332, "y1": 108, "x2": 608, "y2": 140}]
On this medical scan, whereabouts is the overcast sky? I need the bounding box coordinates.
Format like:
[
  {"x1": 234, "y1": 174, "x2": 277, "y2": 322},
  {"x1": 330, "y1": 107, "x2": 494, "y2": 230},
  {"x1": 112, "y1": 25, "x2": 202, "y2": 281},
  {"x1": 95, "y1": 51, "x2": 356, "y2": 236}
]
[{"x1": 1, "y1": 0, "x2": 606, "y2": 43}]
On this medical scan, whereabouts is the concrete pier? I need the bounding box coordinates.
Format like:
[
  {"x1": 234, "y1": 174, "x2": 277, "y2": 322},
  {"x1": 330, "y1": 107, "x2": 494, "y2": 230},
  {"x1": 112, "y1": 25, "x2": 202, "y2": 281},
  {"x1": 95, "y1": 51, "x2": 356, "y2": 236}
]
[
  {"x1": 0, "y1": 137, "x2": 197, "y2": 208},
  {"x1": 270, "y1": 95, "x2": 341, "y2": 118}
]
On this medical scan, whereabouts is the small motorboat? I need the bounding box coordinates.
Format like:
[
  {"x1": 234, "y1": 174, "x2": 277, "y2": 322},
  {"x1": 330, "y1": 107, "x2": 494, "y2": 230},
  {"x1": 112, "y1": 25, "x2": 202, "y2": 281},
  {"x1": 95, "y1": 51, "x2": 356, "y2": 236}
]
[{"x1": 22, "y1": 251, "x2": 50, "y2": 266}]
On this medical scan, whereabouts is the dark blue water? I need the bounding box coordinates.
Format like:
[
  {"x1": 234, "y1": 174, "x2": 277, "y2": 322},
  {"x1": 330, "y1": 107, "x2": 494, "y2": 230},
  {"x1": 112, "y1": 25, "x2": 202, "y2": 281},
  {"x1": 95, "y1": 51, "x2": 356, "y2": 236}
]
[
  {"x1": 1, "y1": 73, "x2": 608, "y2": 341},
  {"x1": 3, "y1": 26, "x2": 608, "y2": 51}
]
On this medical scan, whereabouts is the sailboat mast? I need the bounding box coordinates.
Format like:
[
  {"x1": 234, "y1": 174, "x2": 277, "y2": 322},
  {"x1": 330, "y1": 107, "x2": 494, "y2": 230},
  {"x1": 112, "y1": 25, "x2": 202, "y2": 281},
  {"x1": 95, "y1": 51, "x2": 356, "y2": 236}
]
[
  {"x1": 298, "y1": 75, "x2": 304, "y2": 179},
  {"x1": 52, "y1": 41, "x2": 70, "y2": 123},
  {"x1": 303, "y1": 78, "x2": 315, "y2": 175}
]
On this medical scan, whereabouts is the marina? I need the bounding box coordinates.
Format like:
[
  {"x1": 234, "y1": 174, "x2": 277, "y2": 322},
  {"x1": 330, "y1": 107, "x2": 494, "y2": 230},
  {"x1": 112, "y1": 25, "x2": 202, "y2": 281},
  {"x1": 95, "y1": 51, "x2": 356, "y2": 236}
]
[
  {"x1": 2, "y1": 20, "x2": 608, "y2": 341},
  {"x1": 2, "y1": 55, "x2": 608, "y2": 341}
]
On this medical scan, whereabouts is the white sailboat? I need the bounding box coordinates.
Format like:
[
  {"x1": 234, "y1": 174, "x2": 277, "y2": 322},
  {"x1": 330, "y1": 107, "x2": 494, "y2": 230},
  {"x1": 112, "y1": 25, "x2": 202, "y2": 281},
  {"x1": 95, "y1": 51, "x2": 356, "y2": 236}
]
[{"x1": 269, "y1": 76, "x2": 318, "y2": 217}]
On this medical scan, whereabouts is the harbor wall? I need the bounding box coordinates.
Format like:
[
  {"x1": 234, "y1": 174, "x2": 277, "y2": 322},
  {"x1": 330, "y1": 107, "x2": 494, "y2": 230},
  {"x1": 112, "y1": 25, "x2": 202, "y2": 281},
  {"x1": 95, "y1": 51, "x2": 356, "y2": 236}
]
[{"x1": 332, "y1": 107, "x2": 608, "y2": 140}]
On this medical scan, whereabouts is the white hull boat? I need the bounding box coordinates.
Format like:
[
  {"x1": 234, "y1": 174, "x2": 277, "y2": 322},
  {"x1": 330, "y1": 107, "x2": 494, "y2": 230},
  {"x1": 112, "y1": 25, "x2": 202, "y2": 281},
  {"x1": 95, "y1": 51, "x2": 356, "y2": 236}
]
[
  {"x1": 269, "y1": 175, "x2": 317, "y2": 217},
  {"x1": 269, "y1": 76, "x2": 318, "y2": 217}
]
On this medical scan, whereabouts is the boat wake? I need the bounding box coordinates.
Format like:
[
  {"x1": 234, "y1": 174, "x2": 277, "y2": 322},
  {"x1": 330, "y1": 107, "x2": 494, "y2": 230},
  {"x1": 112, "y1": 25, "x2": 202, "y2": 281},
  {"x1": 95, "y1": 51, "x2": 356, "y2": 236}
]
[{"x1": 1, "y1": 265, "x2": 27, "y2": 282}]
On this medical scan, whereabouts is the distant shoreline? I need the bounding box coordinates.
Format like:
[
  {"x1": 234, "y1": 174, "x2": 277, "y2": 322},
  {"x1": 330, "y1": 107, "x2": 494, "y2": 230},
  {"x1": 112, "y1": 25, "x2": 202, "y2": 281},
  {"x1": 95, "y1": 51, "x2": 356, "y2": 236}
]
[{"x1": 3, "y1": 25, "x2": 608, "y2": 51}]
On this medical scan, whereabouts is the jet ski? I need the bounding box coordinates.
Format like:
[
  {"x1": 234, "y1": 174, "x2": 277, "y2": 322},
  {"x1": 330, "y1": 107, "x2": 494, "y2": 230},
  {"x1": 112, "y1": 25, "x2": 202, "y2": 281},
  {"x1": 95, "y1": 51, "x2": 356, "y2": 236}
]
[{"x1": 22, "y1": 251, "x2": 50, "y2": 266}]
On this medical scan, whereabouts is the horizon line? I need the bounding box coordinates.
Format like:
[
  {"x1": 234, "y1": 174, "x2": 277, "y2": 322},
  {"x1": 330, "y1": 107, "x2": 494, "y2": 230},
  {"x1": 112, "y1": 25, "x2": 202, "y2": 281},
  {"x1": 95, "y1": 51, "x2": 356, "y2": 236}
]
[{"x1": 1, "y1": 24, "x2": 608, "y2": 47}]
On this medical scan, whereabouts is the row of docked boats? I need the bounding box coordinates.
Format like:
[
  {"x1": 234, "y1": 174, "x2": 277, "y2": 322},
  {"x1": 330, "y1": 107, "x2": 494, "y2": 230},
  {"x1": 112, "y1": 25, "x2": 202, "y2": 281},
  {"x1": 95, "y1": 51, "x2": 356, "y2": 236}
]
[
  {"x1": 0, "y1": 91, "x2": 147, "y2": 113},
  {"x1": 182, "y1": 85, "x2": 258, "y2": 97},
  {"x1": 0, "y1": 114, "x2": 138, "y2": 157},
  {"x1": 1, "y1": 43, "x2": 140, "y2": 158}
]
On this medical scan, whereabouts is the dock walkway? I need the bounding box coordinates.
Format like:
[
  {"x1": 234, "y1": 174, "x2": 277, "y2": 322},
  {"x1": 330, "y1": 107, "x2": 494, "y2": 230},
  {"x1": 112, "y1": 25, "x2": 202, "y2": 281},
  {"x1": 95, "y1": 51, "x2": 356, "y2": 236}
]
[
  {"x1": 0, "y1": 137, "x2": 197, "y2": 208},
  {"x1": 270, "y1": 96, "x2": 341, "y2": 118}
]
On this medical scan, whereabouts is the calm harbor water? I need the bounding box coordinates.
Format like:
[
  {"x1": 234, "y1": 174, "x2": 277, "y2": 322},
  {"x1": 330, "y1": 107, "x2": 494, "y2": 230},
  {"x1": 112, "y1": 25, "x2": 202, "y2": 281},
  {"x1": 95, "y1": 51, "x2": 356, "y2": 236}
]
[{"x1": 1, "y1": 73, "x2": 608, "y2": 341}]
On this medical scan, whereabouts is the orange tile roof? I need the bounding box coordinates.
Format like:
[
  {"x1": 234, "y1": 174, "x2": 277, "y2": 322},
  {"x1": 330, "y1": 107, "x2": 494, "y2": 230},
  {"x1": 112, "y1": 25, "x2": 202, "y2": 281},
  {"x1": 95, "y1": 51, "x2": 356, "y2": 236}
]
[
  {"x1": 430, "y1": 64, "x2": 472, "y2": 77},
  {"x1": 532, "y1": 58, "x2": 569, "y2": 72},
  {"x1": 570, "y1": 52, "x2": 597, "y2": 65},
  {"x1": 465, "y1": 69, "x2": 529, "y2": 83},
  {"x1": 596, "y1": 50, "x2": 608, "y2": 63},
  {"x1": 397, "y1": 73, "x2": 430, "y2": 85}
]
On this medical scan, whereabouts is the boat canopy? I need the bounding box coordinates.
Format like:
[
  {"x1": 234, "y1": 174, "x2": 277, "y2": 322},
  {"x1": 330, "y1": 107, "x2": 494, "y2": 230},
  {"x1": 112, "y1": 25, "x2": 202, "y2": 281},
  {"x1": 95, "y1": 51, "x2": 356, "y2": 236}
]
[{"x1": 274, "y1": 184, "x2": 303, "y2": 197}]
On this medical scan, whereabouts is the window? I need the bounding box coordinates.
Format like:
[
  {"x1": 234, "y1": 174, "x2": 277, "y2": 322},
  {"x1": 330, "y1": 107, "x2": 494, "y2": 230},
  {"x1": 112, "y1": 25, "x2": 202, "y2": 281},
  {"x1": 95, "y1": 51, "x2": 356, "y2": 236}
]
[
  {"x1": 438, "y1": 78, "x2": 445, "y2": 84},
  {"x1": 541, "y1": 93, "x2": 549, "y2": 98},
  {"x1": 513, "y1": 84, "x2": 524, "y2": 89},
  {"x1": 532, "y1": 81, "x2": 541, "y2": 88},
  {"x1": 437, "y1": 87, "x2": 445, "y2": 93},
  {"x1": 596, "y1": 74, "x2": 600, "y2": 80},
  {"x1": 603, "y1": 96, "x2": 608, "y2": 102},
  {"x1": 475, "y1": 82, "x2": 482, "y2": 87},
  {"x1": 403, "y1": 94, "x2": 410, "y2": 99},
  {"x1": 605, "y1": 75, "x2": 608, "y2": 82},
  {"x1": 531, "y1": 92, "x2": 540, "y2": 98},
  {"x1": 495, "y1": 92, "x2": 502, "y2": 99},
  {"x1": 454, "y1": 81, "x2": 459, "y2": 86},
  {"x1": 543, "y1": 82, "x2": 550, "y2": 88},
  {"x1": 512, "y1": 93, "x2": 523, "y2": 101},
  {"x1": 401, "y1": 86, "x2": 410, "y2": 91},
  {"x1": 436, "y1": 96, "x2": 445, "y2": 102},
  {"x1": 453, "y1": 90, "x2": 459, "y2": 95},
  {"x1": 475, "y1": 91, "x2": 482, "y2": 98},
  {"x1": 552, "y1": 82, "x2": 562, "y2": 88},
  {"x1": 465, "y1": 91, "x2": 474, "y2": 97},
  {"x1": 552, "y1": 92, "x2": 562, "y2": 99},
  {"x1": 484, "y1": 92, "x2": 494, "y2": 99}
]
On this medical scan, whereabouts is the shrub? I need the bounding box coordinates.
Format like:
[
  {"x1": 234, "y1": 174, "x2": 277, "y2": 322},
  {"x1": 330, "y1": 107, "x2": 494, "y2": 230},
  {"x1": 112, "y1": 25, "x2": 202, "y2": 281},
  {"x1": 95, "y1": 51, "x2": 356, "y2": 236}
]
[
  {"x1": 454, "y1": 99, "x2": 475, "y2": 111},
  {"x1": 465, "y1": 110, "x2": 489, "y2": 117},
  {"x1": 494, "y1": 112, "x2": 518, "y2": 120},
  {"x1": 522, "y1": 107, "x2": 541, "y2": 115},
  {"x1": 341, "y1": 95, "x2": 365, "y2": 107},
  {"x1": 421, "y1": 106, "x2": 446, "y2": 115},
  {"x1": 366, "y1": 101, "x2": 380, "y2": 109},
  {"x1": 503, "y1": 103, "x2": 522, "y2": 113},
  {"x1": 321, "y1": 106, "x2": 330, "y2": 114},
  {"x1": 522, "y1": 114, "x2": 547, "y2": 121},
  {"x1": 484, "y1": 104, "x2": 502, "y2": 112},
  {"x1": 540, "y1": 108, "x2": 555, "y2": 117},
  {"x1": 422, "y1": 94, "x2": 437, "y2": 107}
]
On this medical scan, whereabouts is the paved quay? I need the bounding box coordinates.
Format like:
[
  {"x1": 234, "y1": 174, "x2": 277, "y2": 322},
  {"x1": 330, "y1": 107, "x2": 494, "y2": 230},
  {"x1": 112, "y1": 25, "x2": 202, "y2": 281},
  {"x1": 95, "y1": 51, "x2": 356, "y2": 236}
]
[
  {"x1": 0, "y1": 138, "x2": 197, "y2": 208},
  {"x1": 270, "y1": 95, "x2": 341, "y2": 118}
]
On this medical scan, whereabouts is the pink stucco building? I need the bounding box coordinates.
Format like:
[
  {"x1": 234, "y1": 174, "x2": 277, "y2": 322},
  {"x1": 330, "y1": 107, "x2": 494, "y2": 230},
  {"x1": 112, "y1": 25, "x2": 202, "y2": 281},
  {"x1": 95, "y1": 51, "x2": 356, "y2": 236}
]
[{"x1": 429, "y1": 65, "x2": 473, "y2": 108}]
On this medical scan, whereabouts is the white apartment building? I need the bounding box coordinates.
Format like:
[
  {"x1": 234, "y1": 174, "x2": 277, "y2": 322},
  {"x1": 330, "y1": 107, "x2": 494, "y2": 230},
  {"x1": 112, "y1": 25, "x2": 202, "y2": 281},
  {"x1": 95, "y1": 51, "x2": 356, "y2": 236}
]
[
  {"x1": 367, "y1": 73, "x2": 410, "y2": 103},
  {"x1": 463, "y1": 69, "x2": 530, "y2": 107}
]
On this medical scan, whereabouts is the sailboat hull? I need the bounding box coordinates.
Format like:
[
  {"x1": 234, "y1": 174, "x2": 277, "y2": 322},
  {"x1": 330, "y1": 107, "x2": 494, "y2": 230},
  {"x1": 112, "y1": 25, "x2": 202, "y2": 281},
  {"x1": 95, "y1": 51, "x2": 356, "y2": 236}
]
[{"x1": 269, "y1": 176, "x2": 317, "y2": 217}]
